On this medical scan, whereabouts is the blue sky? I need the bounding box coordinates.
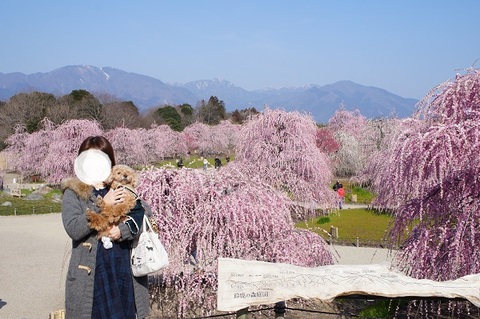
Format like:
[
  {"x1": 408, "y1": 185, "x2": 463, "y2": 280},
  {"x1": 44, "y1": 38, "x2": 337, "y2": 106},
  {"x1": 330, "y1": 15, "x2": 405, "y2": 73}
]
[{"x1": 1, "y1": 1, "x2": 479, "y2": 99}]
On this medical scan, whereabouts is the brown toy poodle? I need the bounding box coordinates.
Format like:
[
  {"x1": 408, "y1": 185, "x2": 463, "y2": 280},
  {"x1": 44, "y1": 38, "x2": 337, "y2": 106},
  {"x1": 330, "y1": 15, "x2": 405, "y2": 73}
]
[{"x1": 86, "y1": 164, "x2": 138, "y2": 238}]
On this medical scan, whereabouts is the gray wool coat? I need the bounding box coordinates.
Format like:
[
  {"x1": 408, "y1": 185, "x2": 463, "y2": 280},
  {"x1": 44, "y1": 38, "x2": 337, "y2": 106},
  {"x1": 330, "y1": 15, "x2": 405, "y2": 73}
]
[{"x1": 61, "y1": 177, "x2": 150, "y2": 319}]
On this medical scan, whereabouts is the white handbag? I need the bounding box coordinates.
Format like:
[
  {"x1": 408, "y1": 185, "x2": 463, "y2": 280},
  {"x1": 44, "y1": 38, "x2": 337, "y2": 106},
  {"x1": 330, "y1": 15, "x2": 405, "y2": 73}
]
[{"x1": 131, "y1": 216, "x2": 169, "y2": 277}]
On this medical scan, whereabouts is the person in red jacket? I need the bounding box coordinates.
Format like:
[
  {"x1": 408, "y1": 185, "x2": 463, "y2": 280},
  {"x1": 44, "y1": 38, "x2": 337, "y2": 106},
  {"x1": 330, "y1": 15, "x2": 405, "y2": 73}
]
[{"x1": 337, "y1": 186, "x2": 345, "y2": 209}]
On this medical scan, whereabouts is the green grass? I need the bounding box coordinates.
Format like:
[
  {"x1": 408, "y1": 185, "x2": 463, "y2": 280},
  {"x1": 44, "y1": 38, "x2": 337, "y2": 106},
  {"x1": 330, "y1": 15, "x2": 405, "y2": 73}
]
[
  {"x1": 0, "y1": 189, "x2": 62, "y2": 216},
  {"x1": 154, "y1": 155, "x2": 235, "y2": 170},
  {"x1": 358, "y1": 300, "x2": 407, "y2": 318},
  {"x1": 346, "y1": 186, "x2": 375, "y2": 204},
  {"x1": 330, "y1": 178, "x2": 376, "y2": 205},
  {"x1": 296, "y1": 208, "x2": 394, "y2": 246}
]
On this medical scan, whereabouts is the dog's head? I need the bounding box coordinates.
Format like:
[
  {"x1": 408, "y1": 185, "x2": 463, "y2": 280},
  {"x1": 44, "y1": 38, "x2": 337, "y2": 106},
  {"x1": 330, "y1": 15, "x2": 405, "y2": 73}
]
[{"x1": 105, "y1": 164, "x2": 138, "y2": 189}]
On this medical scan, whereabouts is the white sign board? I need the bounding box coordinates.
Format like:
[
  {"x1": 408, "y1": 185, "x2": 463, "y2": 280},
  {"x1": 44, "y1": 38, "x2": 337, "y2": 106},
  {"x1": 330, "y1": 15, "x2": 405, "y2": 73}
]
[{"x1": 217, "y1": 258, "x2": 480, "y2": 311}]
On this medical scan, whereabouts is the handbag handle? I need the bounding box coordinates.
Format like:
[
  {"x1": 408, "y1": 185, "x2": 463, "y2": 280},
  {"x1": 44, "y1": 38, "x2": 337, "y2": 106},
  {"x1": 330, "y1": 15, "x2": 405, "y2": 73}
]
[{"x1": 142, "y1": 216, "x2": 156, "y2": 233}]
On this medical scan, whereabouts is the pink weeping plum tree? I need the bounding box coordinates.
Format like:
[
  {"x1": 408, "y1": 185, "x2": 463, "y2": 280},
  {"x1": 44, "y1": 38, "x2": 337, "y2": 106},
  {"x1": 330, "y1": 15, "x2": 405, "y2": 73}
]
[
  {"x1": 137, "y1": 166, "x2": 334, "y2": 317},
  {"x1": 328, "y1": 106, "x2": 368, "y2": 139},
  {"x1": 388, "y1": 69, "x2": 480, "y2": 277},
  {"x1": 181, "y1": 122, "x2": 210, "y2": 155},
  {"x1": 4, "y1": 119, "x2": 104, "y2": 184},
  {"x1": 373, "y1": 69, "x2": 480, "y2": 214},
  {"x1": 369, "y1": 69, "x2": 480, "y2": 317},
  {"x1": 234, "y1": 108, "x2": 337, "y2": 216},
  {"x1": 107, "y1": 124, "x2": 188, "y2": 166},
  {"x1": 141, "y1": 124, "x2": 188, "y2": 162},
  {"x1": 134, "y1": 109, "x2": 336, "y2": 316},
  {"x1": 3, "y1": 119, "x2": 237, "y2": 181},
  {"x1": 21, "y1": 121, "x2": 56, "y2": 177},
  {"x1": 3, "y1": 124, "x2": 31, "y2": 172},
  {"x1": 105, "y1": 127, "x2": 149, "y2": 167},
  {"x1": 180, "y1": 120, "x2": 240, "y2": 157},
  {"x1": 4, "y1": 119, "x2": 54, "y2": 177},
  {"x1": 41, "y1": 119, "x2": 104, "y2": 184},
  {"x1": 208, "y1": 120, "x2": 240, "y2": 155},
  {"x1": 139, "y1": 125, "x2": 170, "y2": 163}
]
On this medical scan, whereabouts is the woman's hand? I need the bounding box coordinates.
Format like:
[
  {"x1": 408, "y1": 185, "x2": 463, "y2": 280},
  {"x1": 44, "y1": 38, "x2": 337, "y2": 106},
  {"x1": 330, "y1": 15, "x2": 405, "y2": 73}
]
[
  {"x1": 102, "y1": 187, "x2": 126, "y2": 206},
  {"x1": 107, "y1": 225, "x2": 122, "y2": 241}
]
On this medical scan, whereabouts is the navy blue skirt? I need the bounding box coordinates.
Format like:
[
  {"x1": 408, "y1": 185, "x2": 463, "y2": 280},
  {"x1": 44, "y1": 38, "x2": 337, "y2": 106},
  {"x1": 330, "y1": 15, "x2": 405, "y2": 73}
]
[{"x1": 92, "y1": 240, "x2": 136, "y2": 319}]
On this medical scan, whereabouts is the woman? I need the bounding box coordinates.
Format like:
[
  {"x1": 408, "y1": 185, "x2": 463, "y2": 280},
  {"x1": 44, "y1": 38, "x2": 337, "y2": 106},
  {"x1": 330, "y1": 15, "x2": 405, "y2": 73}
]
[{"x1": 61, "y1": 136, "x2": 150, "y2": 319}]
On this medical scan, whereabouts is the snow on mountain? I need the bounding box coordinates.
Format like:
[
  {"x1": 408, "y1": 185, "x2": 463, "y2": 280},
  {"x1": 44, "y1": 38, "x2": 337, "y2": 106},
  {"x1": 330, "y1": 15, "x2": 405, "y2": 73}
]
[{"x1": 0, "y1": 65, "x2": 418, "y2": 123}]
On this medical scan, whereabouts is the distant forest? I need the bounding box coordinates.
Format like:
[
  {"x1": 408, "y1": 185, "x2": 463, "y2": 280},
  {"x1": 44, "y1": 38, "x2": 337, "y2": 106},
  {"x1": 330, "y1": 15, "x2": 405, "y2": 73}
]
[{"x1": 0, "y1": 90, "x2": 259, "y2": 149}]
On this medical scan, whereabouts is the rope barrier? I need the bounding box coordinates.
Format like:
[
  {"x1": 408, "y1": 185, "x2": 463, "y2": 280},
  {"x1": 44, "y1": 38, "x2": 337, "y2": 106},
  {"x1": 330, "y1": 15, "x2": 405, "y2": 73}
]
[
  {"x1": 183, "y1": 306, "x2": 384, "y2": 319},
  {"x1": 184, "y1": 312, "x2": 236, "y2": 319},
  {"x1": 285, "y1": 306, "x2": 361, "y2": 317},
  {"x1": 184, "y1": 306, "x2": 274, "y2": 319}
]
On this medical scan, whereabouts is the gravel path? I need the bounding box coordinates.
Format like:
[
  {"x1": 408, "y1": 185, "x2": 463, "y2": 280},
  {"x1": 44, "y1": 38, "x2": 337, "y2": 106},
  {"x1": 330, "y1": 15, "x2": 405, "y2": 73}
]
[
  {"x1": 0, "y1": 213, "x2": 394, "y2": 319},
  {"x1": 0, "y1": 213, "x2": 69, "y2": 319}
]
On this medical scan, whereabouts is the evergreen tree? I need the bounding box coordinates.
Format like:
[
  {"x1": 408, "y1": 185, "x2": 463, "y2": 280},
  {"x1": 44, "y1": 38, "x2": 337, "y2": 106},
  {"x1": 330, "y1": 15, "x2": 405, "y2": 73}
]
[{"x1": 156, "y1": 105, "x2": 183, "y2": 131}]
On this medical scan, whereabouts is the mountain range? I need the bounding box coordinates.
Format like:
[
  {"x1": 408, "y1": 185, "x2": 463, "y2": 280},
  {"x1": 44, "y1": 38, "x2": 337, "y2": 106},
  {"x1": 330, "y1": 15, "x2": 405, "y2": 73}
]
[{"x1": 0, "y1": 65, "x2": 419, "y2": 123}]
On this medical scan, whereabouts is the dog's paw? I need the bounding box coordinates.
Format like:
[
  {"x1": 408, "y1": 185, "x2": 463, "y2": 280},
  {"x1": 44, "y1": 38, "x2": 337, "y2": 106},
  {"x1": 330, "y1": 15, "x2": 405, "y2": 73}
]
[
  {"x1": 85, "y1": 209, "x2": 95, "y2": 221},
  {"x1": 95, "y1": 197, "x2": 104, "y2": 206}
]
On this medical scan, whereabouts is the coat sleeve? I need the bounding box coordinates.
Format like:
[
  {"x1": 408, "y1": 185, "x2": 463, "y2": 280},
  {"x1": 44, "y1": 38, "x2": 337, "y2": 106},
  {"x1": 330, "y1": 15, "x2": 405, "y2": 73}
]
[
  {"x1": 62, "y1": 188, "x2": 94, "y2": 241},
  {"x1": 118, "y1": 200, "x2": 145, "y2": 241}
]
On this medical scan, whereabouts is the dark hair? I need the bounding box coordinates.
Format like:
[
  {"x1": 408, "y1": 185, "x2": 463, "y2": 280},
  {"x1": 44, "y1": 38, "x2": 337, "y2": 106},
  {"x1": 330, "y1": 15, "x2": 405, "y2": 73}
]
[{"x1": 78, "y1": 136, "x2": 116, "y2": 166}]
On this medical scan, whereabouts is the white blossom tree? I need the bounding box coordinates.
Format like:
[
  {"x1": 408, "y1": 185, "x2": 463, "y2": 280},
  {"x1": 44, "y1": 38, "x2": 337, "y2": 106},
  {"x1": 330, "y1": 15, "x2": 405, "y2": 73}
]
[{"x1": 327, "y1": 107, "x2": 376, "y2": 177}]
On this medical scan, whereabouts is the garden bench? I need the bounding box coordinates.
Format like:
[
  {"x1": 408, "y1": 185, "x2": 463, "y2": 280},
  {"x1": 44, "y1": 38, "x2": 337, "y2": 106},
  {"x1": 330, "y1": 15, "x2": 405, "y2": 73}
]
[{"x1": 10, "y1": 188, "x2": 24, "y2": 197}]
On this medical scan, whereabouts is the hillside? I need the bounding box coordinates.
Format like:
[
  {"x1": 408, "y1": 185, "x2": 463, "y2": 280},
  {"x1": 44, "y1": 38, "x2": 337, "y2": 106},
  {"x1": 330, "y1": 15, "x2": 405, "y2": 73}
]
[{"x1": 0, "y1": 65, "x2": 418, "y2": 123}]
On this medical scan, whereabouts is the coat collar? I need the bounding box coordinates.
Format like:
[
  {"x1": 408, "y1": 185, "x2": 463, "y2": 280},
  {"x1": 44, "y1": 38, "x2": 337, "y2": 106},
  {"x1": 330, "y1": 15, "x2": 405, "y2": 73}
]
[{"x1": 61, "y1": 177, "x2": 95, "y2": 200}]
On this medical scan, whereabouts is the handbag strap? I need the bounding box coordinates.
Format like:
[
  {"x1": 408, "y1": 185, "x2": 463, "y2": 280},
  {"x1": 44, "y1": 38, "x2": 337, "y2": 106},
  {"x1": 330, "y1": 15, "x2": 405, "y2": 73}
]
[{"x1": 143, "y1": 215, "x2": 155, "y2": 233}]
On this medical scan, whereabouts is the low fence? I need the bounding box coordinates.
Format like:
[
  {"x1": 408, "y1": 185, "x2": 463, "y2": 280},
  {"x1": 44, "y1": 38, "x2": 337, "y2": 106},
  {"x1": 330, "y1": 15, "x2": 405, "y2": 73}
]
[
  {"x1": 182, "y1": 303, "x2": 343, "y2": 319},
  {"x1": 325, "y1": 226, "x2": 393, "y2": 249},
  {"x1": 4, "y1": 182, "x2": 43, "y2": 191}
]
